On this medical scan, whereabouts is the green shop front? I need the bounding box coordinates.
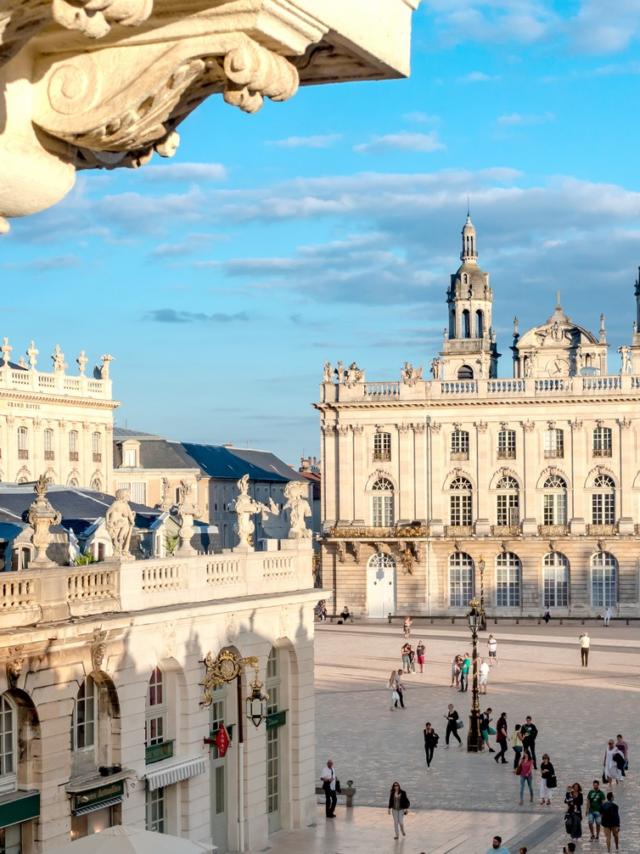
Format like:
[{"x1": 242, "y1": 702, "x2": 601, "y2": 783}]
[
  {"x1": 68, "y1": 779, "x2": 125, "y2": 840},
  {"x1": 0, "y1": 790, "x2": 39, "y2": 853}
]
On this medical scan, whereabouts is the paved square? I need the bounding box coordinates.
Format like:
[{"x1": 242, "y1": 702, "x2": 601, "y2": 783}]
[{"x1": 298, "y1": 621, "x2": 639, "y2": 853}]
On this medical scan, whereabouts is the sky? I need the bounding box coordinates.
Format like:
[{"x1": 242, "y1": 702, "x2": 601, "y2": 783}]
[{"x1": 4, "y1": 0, "x2": 640, "y2": 463}]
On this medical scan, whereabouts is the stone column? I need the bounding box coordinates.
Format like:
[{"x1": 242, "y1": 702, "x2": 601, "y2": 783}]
[
  {"x1": 337, "y1": 425, "x2": 353, "y2": 524},
  {"x1": 321, "y1": 425, "x2": 337, "y2": 527},
  {"x1": 474, "y1": 421, "x2": 490, "y2": 535},
  {"x1": 521, "y1": 419, "x2": 537, "y2": 535},
  {"x1": 351, "y1": 425, "x2": 365, "y2": 524},
  {"x1": 5, "y1": 415, "x2": 15, "y2": 481},
  {"x1": 569, "y1": 419, "x2": 586, "y2": 534},
  {"x1": 398, "y1": 423, "x2": 413, "y2": 523},
  {"x1": 618, "y1": 417, "x2": 634, "y2": 533}
]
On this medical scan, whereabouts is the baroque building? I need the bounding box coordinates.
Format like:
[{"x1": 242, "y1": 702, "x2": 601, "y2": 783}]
[
  {"x1": 316, "y1": 216, "x2": 640, "y2": 618},
  {"x1": 0, "y1": 339, "x2": 116, "y2": 490}
]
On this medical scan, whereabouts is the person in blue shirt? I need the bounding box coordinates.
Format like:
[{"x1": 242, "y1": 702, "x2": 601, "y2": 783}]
[{"x1": 486, "y1": 836, "x2": 510, "y2": 853}]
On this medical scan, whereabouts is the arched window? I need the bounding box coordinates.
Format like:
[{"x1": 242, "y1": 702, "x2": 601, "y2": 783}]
[
  {"x1": 145, "y1": 667, "x2": 165, "y2": 747},
  {"x1": 544, "y1": 428, "x2": 564, "y2": 458},
  {"x1": 73, "y1": 676, "x2": 97, "y2": 750},
  {"x1": 44, "y1": 428, "x2": 55, "y2": 461},
  {"x1": 67, "y1": 475, "x2": 80, "y2": 488},
  {"x1": 543, "y1": 475, "x2": 567, "y2": 525},
  {"x1": 592, "y1": 475, "x2": 615, "y2": 525},
  {"x1": 591, "y1": 552, "x2": 617, "y2": 608},
  {"x1": 462, "y1": 309, "x2": 471, "y2": 338},
  {"x1": 372, "y1": 478, "x2": 394, "y2": 527},
  {"x1": 496, "y1": 476, "x2": 519, "y2": 527},
  {"x1": 450, "y1": 477, "x2": 473, "y2": 527},
  {"x1": 0, "y1": 695, "x2": 16, "y2": 783},
  {"x1": 368, "y1": 553, "x2": 396, "y2": 572},
  {"x1": 451, "y1": 428, "x2": 470, "y2": 459},
  {"x1": 457, "y1": 365, "x2": 474, "y2": 380},
  {"x1": 449, "y1": 552, "x2": 473, "y2": 607},
  {"x1": 373, "y1": 432, "x2": 391, "y2": 462},
  {"x1": 543, "y1": 552, "x2": 569, "y2": 607},
  {"x1": 17, "y1": 427, "x2": 28, "y2": 460},
  {"x1": 496, "y1": 552, "x2": 521, "y2": 607},
  {"x1": 69, "y1": 430, "x2": 79, "y2": 461},
  {"x1": 475, "y1": 310, "x2": 484, "y2": 338},
  {"x1": 593, "y1": 426, "x2": 612, "y2": 457},
  {"x1": 497, "y1": 429, "x2": 516, "y2": 460},
  {"x1": 92, "y1": 431, "x2": 102, "y2": 462}
]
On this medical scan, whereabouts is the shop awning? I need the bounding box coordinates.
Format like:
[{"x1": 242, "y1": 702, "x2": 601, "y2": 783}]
[
  {"x1": 0, "y1": 789, "x2": 39, "y2": 829},
  {"x1": 72, "y1": 796, "x2": 123, "y2": 817},
  {"x1": 143, "y1": 756, "x2": 206, "y2": 792}
]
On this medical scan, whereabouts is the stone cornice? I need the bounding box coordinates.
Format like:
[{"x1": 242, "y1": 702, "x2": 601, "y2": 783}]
[{"x1": 0, "y1": 390, "x2": 120, "y2": 411}]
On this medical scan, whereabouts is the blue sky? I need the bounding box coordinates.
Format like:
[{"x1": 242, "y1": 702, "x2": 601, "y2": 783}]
[{"x1": 4, "y1": 1, "x2": 640, "y2": 463}]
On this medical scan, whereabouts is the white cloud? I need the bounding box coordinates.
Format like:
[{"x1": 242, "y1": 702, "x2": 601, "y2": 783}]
[
  {"x1": 402, "y1": 111, "x2": 441, "y2": 125},
  {"x1": 267, "y1": 134, "x2": 341, "y2": 148},
  {"x1": 353, "y1": 132, "x2": 445, "y2": 153},
  {"x1": 570, "y1": 0, "x2": 640, "y2": 53},
  {"x1": 425, "y1": 1, "x2": 556, "y2": 46},
  {"x1": 141, "y1": 163, "x2": 227, "y2": 182},
  {"x1": 497, "y1": 111, "x2": 555, "y2": 126},
  {"x1": 459, "y1": 71, "x2": 500, "y2": 83}
]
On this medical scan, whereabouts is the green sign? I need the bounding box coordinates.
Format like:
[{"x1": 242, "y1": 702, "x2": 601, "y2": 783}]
[
  {"x1": 145, "y1": 739, "x2": 174, "y2": 765},
  {"x1": 0, "y1": 791, "x2": 40, "y2": 829},
  {"x1": 72, "y1": 781, "x2": 124, "y2": 813},
  {"x1": 266, "y1": 709, "x2": 287, "y2": 730}
]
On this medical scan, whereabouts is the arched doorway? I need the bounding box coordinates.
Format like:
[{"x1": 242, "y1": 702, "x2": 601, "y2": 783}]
[{"x1": 366, "y1": 553, "x2": 396, "y2": 618}]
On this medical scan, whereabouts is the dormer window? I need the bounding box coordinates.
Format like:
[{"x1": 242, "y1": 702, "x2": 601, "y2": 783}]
[{"x1": 121, "y1": 440, "x2": 140, "y2": 468}]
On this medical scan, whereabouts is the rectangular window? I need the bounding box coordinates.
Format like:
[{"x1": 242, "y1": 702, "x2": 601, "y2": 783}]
[
  {"x1": 543, "y1": 493, "x2": 567, "y2": 525},
  {"x1": 450, "y1": 494, "x2": 472, "y2": 527},
  {"x1": 592, "y1": 494, "x2": 615, "y2": 525},
  {"x1": 496, "y1": 494, "x2": 519, "y2": 527},
  {"x1": 372, "y1": 495, "x2": 393, "y2": 527},
  {"x1": 496, "y1": 565, "x2": 521, "y2": 607},
  {"x1": 75, "y1": 682, "x2": 96, "y2": 750},
  {"x1": 449, "y1": 566, "x2": 472, "y2": 607},
  {"x1": 373, "y1": 432, "x2": 391, "y2": 462},
  {"x1": 497, "y1": 429, "x2": 516, "y2": 459},
  {"x1": 210, "y1": 690, "x2": 225, "y2": 761},
  {"x1": 593, "y1": 426, "x2": 612, "y2": 457},
  {"x1": 544, "y1": 429, "x2": 564, "y2": 458},
  {"x1": 123, "y1": 448, "x2": 137, "y2": 467},
  {"x1": 215, "y1": 765, "x2": 225, "y2": 815},
  {"x1": 451, "y1": 430, "x2": 469, "y2": 459},
  {"x1": 266, "y1": 686, "x2": 279, "y2": 816},
  {"x1": 543, "y1": 573, "x2": 568, "y2": 608},
  {"x1": 146, "y1": 786, "x2": 165, "y2": 834}
]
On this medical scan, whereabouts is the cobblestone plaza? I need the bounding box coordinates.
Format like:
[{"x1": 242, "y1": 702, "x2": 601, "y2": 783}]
[{"x1": 266, "y1": 621, "x2": 639, "y2": 853}]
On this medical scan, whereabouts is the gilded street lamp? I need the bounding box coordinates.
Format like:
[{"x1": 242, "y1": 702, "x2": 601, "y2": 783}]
[
  {"x1": 466, "y1": 599, "x2": 483, "y2": 753},
  {"x1": 478, "y1": 556, "x2": 487, "y2": 631}
]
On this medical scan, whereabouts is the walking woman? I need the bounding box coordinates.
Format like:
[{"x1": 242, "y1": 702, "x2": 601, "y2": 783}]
[
  {"x1": 387, "y1": 781, "x2": 410, "y2": 840},
  {"x1": 416, "y1": 640, "x2": 426, "y2": 674},
  {"x1": 401, "y1": 643, "x2": 412, "y2": 673},
  {"x1": 423, "y1": 722, "x2": 439, "y2": 768},
  {"x1": 539, "y1": 753, "x2": 557, "y2": 805},
  {"x1": 517, "y1": 750, "x2": 534, "y2": 805},
  {"x1": 388, "y1": 670, "x2": 405, "y2": 710},
  {"x1": 565, "y1": 802, "x2": 583, "y2": 843},
  {"x1": 511, "y1": 723, "x2": 523, "y2": 770}
]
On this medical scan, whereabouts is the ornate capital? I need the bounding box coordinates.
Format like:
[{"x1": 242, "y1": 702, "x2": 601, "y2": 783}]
[
  {"x1": 336, "y1": 541, "x2": 346, "y2": 563},
  {"x1": 569, "y1": 419, "x2": 583, "y2": 430},
  {"x1": 398, "y1": 423, "x2": 412, "y2": 433},
  {"x1": 351, "y1": 424, "x2": 364, "y2": 434},
  {"x1": 618, "y1": 417, "x2": 632, "y2": 429},
  {"x1": 5, "y1": 645, "x2": 25, "y2": 689},
  {"x1": 475, "y1": 421, "x2": 488, "y2": 432},
  {"x1": 521, "y1": 420, "x2": 535, "y2": 433},
  {"x1": 90, "y1": 628, "x2": 107, "y2": 672},
  {"x1": 337, "y1": 425, "x2": 351, "y2": 436},
  {"x1": 413, "y1": 422, "x2": 426, "y2": 434}
]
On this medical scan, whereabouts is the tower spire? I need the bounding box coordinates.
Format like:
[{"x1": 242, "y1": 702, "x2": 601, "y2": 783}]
[{"x1": 460, "y1": 209, "x2": 478, "y2": 264}]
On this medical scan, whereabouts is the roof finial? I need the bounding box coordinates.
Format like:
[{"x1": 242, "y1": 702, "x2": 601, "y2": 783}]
[
  {"x1": 555, "y1": 289, "x2": 561, "y2": 309},
  {"x1": 466, "y1": 195, "x2": 470, "y2": 218}
]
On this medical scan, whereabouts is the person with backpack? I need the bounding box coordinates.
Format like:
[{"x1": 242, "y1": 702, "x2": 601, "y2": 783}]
[
  {"x1": 423, "y1": 721, "x2": 439, "y2": 767},
  {"x1": 600, "y1": 791, "x2": 620, "y2": 853},
  {"x1": 387, "y1": 781, "x2": 410, "y2": 840},
  {"x1": 538, "y1": 753, "x2": 556, "y2": 805}
]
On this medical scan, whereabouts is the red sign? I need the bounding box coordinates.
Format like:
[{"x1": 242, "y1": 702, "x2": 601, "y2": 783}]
[{"x1": 214, "y1": 724, "x2": 230, "y2": 757}]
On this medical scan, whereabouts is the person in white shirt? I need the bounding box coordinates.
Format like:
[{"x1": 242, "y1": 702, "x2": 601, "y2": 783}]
[
  {"x1": 488, "y1": 635, "x2": 498, "y2": 666},
  {"x1": 479, "y1": 658, "x2": 490, "y2": 694},
  {"x1": 603, "y1": 607, "x2": 612, "y2": 627},
  {"x1": 579, "y1": 632, "x2": 590, "y2": 667},
  {"x1": 321, "y1": 759, "x2": 337, "y2": 817}
]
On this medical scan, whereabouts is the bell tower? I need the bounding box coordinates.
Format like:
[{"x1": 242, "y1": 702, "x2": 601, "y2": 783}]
[{"x1": 440, "y1": 213, "x2": 499, "y2": 381}]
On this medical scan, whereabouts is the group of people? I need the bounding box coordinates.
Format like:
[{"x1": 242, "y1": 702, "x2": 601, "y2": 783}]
[{"x1": 400, "y1": 640, "x2": 426, "y2": 674}]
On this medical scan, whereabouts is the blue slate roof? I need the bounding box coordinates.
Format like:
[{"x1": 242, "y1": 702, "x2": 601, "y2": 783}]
[{"x1": 180, "y1": 444, "x2": 304, "y2": 483}]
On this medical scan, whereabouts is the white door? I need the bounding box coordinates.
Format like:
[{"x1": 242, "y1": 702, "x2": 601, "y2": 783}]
[{"x1": 367, "y1": 555, "x2": 396, "y2": 618}]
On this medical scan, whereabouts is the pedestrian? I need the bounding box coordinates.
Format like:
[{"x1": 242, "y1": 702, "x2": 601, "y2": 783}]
[
  {"x1": 459, "y1": 652, "x2": 470, "y2": 692},
  {"x1": 516, "y1": 750, "x2": 534, "y2": 805},
  {"x1": 479, "y1": 657, "x2": 490, "y2": 694},
  {"x1": 480, "y1": 707, "x2": 495, "y2": 752},
  {"x1": 587, "y1": 778, "x2": 606, "y2": 841},
  {"x1": 563, "y1": 845, "x2": 576, "y2": 854},
  {"x1": 387, "y1": 781, "x2": 410, "y2": 840},
  {"x1": 615, "y1": 734, "x2": 628, "y2": 775},
  {"x1": 579, "y1": 631, "x2": 590, "y2": 667},
  {"x1": 403, "y1": 615, "x2": 413, "y2": 637},
  {"x1": 603, "y1": 606, "x2": 612, "y2": 627},
  {"x1": 521, "y1": 716, "x2": 538, "y2": 769},
  {"x1": 570, "y1": 782, "x2": 584, "y2": 817},
  {"x1": 416, "y1": 640, "x2": 426, "y2": 674},
  {"x1": 494, "y1": 712, "x2": 508, "y2": 764},
  {"x1": 444, "y1": 703, "x2": 462, "y2": 747},
  {"x1": 538, "y1": 753, "x2": 556, "y2": 805},
  {"x1": 408, "y1": 645, "x2": 416, "y2": 673},
  {"x1": 339, "y1": 604, "x2": 352, "y2": 623},
  {"x1": 401, "y1": 642, "x2": 412, "y2": 673},
  {"x1": 564, "y1": 802, "x2": 582, "y2": 842},
  {"x1": 600, "y1": 791, "x2": 620, "y2": 853},
  {"x1": 486, "y1": 836, "x2": 510, "y2": 853},
  {"x1": 488, "y1": 634, "x2": 498, "y2": 665},
  {"x1": 320, "y1": 759, "x2": 337, "y2": 818},
  {"x1": 423, "y1": 721, "x2": 439, "y2": 768},
  {"x1": 603, "y1": 739, "x2": 624, "y2": 787},
  {"x1": 511, "y1": 723, "x2": 523, "y2": 770},
  {"x1": 388, "y1": 669, "x2": 403, "y2": 709},
  {"x1": 543, "y1": 608, "x2": 551, "y2": 624}
]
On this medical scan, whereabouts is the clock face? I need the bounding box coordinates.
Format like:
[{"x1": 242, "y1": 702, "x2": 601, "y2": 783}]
[{"x1": 545, "y1": 358, "x2": 569, "y2": 377}]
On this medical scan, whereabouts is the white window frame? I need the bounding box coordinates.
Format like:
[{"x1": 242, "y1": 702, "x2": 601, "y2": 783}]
[
  {"x1": 592, "y1": 475, "x2": 615, "y2": 525},
  {"x1": 496, "y1": 476, "x2": 519, "y2": 526},
  {"x1": 593, "y1": 426, "x2": 612, "y2": 457},
  {"x1": 591, "y1": 552, "x2": 617, "y2": 608},
  {"x1": 73, "y1": 676, "x2": 97, "y2": 752},
  {"x1": 146, "y1": 786, "x2": 166, "y2": 834},
  {"x1": 495, "y1": 552, "x2": 521, "y2": 608},
  {"x1": 451, "y1": 429, "x2": 470, "y2": 458},
  {"x1": 543, "y1": 552, "x2": 569, "y2": 608},
  {"x1": 543, "y1": 475, "x2": 567, "y2": 525},
  {"x1": 145, "y1": 667, "x2": 166, "y2": 747},
  {"x1": 448, "y1": 552, "x2": 473, "y2": 607},
  {"x1": 373, "y1": 432, "x2": 391, "y2": 462},
  {"x1": 371, "y1": 478, "x2": 394, "y2": 527},
  {"x1": 449, "y1": 477, "x2": 473, "y2": 526},
  {"x1": 497, "y1": 429, "x2": 516, "y2": 459},
  {"x1": 0, "y1": 695, "x2": 17, "y2": 795},
  {"x1": 544, "y1": 428, "x2": 564, "y2": 458}
]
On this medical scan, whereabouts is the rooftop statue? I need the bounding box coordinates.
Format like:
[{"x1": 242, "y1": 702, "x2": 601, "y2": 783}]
[
  {"x1": 105, "y1": 488, "x2": 135, "y2": 559},
  {"x1": 230, "y1": 474, "x2": 277, "y2": 548},
  {"x1": 283, "y1": 481, "x2": 312, "y2": 540}
]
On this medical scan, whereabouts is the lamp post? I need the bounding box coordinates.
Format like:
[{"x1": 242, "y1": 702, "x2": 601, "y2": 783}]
[
  {"x1": 478, "y1": 556, "x2": 487, "y2": 631},
  {"x1": 466, "y1": 599, "x2": 483, "y2": 753}
]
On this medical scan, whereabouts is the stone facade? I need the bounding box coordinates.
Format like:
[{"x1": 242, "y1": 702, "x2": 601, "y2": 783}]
[
  {"x1": 0, "y1": 539, "x2": 316, "y2": 853},
  {"x1": 0, "y1": 340, "x2": 117, "y2": 490},
  {"x1": 316, "y1": 217, "x2": 640, "y2": 618}
]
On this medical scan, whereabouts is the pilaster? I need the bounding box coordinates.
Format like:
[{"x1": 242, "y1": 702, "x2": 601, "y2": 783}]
[
  {"x1": 618, "y1": 417, "x2": 634, "y2": 533},
  {"x1": 569, "y1": 419, "x2": 586, "y2": 534},
  {"x1": 398, "y1": 423, "x2": 413, "y2": 523},
  {"x1": 351, "y1": 425, "x2": 365, "y2": 524},
  {"x1": 321, "y1": 425, "x2": 337, "y2": 527},
  {"x1": 336, "y1": 425, "x2": 352, "y2": 524},
  {"x1": 521, "y1": 419, "x2": 537, "y2": 535},
  {"x1": 474, "y1": 421, "x2": 490, "y2": 535}
]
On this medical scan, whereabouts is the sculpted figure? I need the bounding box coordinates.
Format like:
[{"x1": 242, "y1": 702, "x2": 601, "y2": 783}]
[
  {"x1": 52, "y1": 344, "x2": 66, "y2": 372},
  {"x1": 430, "y1": 358, "x2": 442, "y2": 380},
  {"x1": 230, "y1": 474, "x2": 274, "y2": 547},
  {"x1": 322, "y1": 362, "x2": 332, "y2": 382},
  {"x1": 618, "y1": 345, "x2": 632, "y2": 374},
  {"x1": 334, "y1": 361, "x2": 345, "y2": 383},
  {"x1": 105, "y1": 489, "x2": 135, "y2": 557},
  {"x1": 283, "y1": 481, "x2": 312, "y2": 539},
  {"x1": 401, "y1": 362, "x2": 423, "y2": 386}
]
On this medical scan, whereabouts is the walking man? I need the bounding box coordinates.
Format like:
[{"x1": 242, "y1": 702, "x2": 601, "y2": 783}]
[
  {"x1": 444, "y1": 703, "x2": 462, "y2": 747},
  {"x1": 459, "y1": 652, "x2": 470, "y2": 692},
  {"x1": 587, "y1": 779, "x2": 606, "y2": 841},
  {"x1": 321, "y1": 758, "x2": 337, "y2": 818},
  {"x1": 479, "y1": 657, "x2": 490, "y2": 694},
  {"x1": 495, "y1": 712, "x2": 508, "y2": 764},
  {"x1": 521, "y1": 716, "x2": 539, "y2": 769},
  {"x1": 488, "y1": 634, "x2": 498, "y2": 666},
  {"x1": 579, "y1": 631, "x2": 590, "y2": 667},
  {"x1": 603, "y1": 606, "x2": 612, "y2": 627},
  {"x1": 600, "y1": 792, "x2": 620, "y2": 853}
]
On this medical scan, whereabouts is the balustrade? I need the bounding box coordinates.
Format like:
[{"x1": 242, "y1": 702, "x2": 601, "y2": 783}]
[{"x1": 363, "y1": 382, "x2": 400, "y2": 400}]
